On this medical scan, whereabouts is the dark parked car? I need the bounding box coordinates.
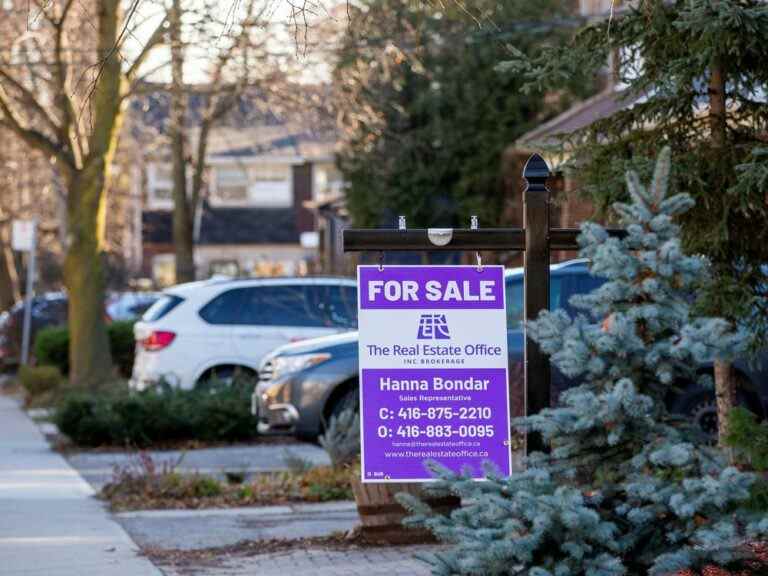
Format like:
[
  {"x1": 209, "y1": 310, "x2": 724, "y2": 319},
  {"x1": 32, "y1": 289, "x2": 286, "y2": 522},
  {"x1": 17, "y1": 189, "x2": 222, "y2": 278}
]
[
  {"x1": 0, "y1": 293, "x2": 68, "y2": 368},
  {"x1": 0, "y1": 291, "x2": 160, "y2": 369},
  {"x1": 253, "y1": 260, "x2": 768, "y2": 439}
]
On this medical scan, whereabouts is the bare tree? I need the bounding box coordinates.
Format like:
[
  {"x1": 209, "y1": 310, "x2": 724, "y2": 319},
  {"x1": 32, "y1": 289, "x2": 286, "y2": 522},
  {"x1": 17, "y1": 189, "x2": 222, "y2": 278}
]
[
  {"x1": 164, "y1": 0, "x2": 281, "y2": 283},
  {"x1": 0, "y1": 0, "x2": 166, "y2": 387}
]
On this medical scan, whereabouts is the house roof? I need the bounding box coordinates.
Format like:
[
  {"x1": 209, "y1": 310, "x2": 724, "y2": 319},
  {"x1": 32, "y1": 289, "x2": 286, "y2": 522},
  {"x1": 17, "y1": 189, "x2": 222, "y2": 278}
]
[
  {"x1": 516, "y1": 87, "x2": 642, "y2": 149},
  {"x1": 129, "y1": 84, "x2": 339, "y2": 163},
  {"x1": 143, "y1": 205, "x2": 299, "y2": 246},
  {"x1": 203, "y1": 124, "x2": 337, "y2": 162}
]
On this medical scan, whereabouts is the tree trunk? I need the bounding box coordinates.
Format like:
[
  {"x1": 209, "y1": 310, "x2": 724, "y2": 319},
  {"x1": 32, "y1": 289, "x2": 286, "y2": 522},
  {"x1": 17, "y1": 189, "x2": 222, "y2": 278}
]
[
  {"x1": 63, "y1": 166, "x2": 113, "y2": 389},
  {"x1": 170, "y1": 0, "x2": 195, "y2": 284},
  {"x1": 0, "y1": 226, "x2": 20, "y2": 310},
  {"x1": 714, "y1": 359, "x2": 736, "y2": 453},
  {"x1": 709, "y1": 58, "x2": 735, "y2": 453},
  {"x1": 709, "y1": 59, "x2": 727, "y2": 148}
]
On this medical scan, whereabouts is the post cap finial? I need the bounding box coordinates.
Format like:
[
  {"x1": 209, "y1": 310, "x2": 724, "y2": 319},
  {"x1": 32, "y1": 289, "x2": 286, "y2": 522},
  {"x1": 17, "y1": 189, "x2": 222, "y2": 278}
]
[{"x1": 523, "y1": 153, "x2": 550, "y2": 182}]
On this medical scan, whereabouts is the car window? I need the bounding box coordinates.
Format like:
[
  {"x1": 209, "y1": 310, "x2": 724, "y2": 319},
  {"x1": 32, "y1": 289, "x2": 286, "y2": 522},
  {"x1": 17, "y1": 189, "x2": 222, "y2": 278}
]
[
  {"x1": 304, "y1": 285, "x2": 358, "y2": 329},
  {"x1": 505, "y1": 278, "x2": 524, "y2": 329},
  {"x1": 238, "y1": 285, "x2": 322, "y2": 327},
  {"x1": 504, "y1": 276, "x2": 564, "y2": 330},
  {"x1": 199, "y1": 289, "x2": 246, "y2": 324},
  {"x1": 144, "y1": 294, "x2": 185, "y2": 322}
]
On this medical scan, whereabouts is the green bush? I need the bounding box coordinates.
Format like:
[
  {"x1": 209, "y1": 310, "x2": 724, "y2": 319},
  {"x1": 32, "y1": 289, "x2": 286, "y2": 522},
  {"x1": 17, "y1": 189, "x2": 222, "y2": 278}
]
[
  {"x1": 19, "y1": 365, "x2": 64, "y2": 397},
  {"x1": 727, "y1": 406, "x2": 768, "y2": 472},
  {"x1": 54, "y1": 380, "x2": 257, "y2": 447},
  {"x1": 726, "y1": 407, "x2": 768, "y2": 511},
  {"x1": 34, "y1": 327, "x2": 69, "y2": 374},
  {"x1": 108, "y1": 321, "x2": 136, "y2": 378},
  {"x1": 34, "y1": 321, "x2": 136, "y2": 378}
]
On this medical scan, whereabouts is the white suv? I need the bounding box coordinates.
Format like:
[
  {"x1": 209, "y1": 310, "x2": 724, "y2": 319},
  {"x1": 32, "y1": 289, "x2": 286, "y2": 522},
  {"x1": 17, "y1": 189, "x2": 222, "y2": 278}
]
[{"x1": 130, "y1": 277, "x2": 357, "y2": 390}]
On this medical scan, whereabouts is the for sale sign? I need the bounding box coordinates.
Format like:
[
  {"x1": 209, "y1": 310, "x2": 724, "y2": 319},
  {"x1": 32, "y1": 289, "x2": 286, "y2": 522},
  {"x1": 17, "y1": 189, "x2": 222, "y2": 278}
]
[{"x1": 357, "y1": 265, "x2": 511, "y2": 482}]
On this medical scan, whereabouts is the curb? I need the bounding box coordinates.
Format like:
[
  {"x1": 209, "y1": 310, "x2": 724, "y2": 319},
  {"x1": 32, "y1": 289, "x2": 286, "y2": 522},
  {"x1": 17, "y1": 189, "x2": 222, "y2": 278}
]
[{"x1": 115, "y1": 500, "x2": 358, "y2": 520}]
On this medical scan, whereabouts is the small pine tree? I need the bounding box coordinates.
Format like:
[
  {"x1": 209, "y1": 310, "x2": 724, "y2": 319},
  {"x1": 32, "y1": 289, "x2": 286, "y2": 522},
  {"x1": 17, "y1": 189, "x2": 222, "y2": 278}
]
[{"x1": 399, "y1": 149, "x2": 768, "y2": 575}]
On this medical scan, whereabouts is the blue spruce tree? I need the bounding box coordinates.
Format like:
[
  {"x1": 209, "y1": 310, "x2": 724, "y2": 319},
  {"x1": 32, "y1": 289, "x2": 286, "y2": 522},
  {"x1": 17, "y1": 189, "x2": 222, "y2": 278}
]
[{"x1": 399, "y1": 149, "x2": 768, "y2": 575}]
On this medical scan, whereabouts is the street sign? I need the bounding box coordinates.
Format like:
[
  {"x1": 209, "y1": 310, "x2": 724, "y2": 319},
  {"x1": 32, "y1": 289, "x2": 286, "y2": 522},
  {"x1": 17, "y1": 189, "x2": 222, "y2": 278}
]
[
  {"x1": 10, "y1": 219, "x2": 37, "y2": 365},
  {"x1": 357, "y1": 265, "x2": 511, "y2": 482},
  {"x1": 11, "y1": 220, "x2": 35, "y2": 252}
]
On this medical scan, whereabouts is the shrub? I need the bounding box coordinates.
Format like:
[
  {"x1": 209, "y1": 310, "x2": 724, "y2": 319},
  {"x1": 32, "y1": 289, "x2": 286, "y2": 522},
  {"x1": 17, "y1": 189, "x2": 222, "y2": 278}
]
[
  {"x1": 34, "y1": 327, "x2": 69, "y2": 374},
  {"x1": 727, "y1": 407, "x2": 768, "y2": 511},
  {"x1": 319, "y1": 407, "x2": 360, "y2": 467},
  {"x1": 18, "y1": 365, "x2": 63, "y2": 397},
  {"x1": 108, "y1": 321, "x2": 136, "y2": 378},
  {"x1": 727, "y1": 407, "x2": 768, "y2": 472},
  {"x1": 300, "y1": 465, "x2": 354, "y2": 501},
  {"x1": 34, "y1": 321, "x2": 137, "y2": 378},
  {"x1": 54, "y1": 380, "x2": 257, "y2": 447}
]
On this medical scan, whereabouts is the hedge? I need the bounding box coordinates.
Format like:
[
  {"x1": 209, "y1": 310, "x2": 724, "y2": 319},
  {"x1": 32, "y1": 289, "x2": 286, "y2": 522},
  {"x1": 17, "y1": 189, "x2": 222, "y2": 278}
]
[
  {"x1": 35, "y1": 321, "x2": 136, "y2": 377},
  {"x1": 19, "y1": 365, "x2": 64, "y2": 397},
  {"x1": 54, "y1": 380, "x2": 257, "y2": 447}
]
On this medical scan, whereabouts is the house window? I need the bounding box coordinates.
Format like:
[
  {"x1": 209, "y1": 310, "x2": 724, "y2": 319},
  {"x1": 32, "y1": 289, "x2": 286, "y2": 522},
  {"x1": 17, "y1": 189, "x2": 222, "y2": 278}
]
[
  {"x1": 214, "y1": 165, "x2": 249, "y2": 203},
  {"x1": 211, "y1": 162, "x2": 292, "y2": 207},
  {"x1": 209, "y1": 259, "x2": 240, "y2": 278},
  {"x1": 314, "y1": 164, "x2": 344, "y2": 201},
  {"x1": 152, "y1": 254, "x2": 176, "y2": 287},
  {"x1": 250, "y1": 163, "x2": 291, "y2": 207},
  {"x1": 148, "y1": 164, "x2": 173, "y2": 207}
]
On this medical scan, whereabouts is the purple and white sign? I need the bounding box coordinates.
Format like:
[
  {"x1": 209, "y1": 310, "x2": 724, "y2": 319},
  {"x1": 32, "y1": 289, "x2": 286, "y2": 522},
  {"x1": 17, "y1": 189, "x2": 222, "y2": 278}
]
[{"x1": 357, "y1": 265, "x2": 511, "y2": 482}]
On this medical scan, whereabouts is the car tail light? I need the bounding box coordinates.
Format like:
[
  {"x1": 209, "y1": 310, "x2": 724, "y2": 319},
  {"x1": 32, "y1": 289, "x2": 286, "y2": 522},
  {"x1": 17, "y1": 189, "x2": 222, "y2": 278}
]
[{"x1": 141, "y1": 330, "x2": 176, "y2": 351}]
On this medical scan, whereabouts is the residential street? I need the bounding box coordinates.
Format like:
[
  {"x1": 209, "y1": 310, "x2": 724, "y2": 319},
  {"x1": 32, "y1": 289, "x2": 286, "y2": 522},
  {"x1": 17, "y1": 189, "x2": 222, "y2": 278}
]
[{"x1": 0, "y1": 394, "x2": 161, "y2": 576}]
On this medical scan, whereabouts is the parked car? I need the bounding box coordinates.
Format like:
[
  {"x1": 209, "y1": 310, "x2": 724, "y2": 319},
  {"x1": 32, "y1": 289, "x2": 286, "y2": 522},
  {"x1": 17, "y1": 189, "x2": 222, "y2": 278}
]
[
  {"x1": 0, "y1": 291, "x2": 161, "y2": 369},
  {"x1": 129, "y1": 276, "x2": 358, "y2": 391},
  {"x1": 106, "y1": 291, "x2": 161, "y2": 322},
  {"x1": 253, "y1": 260, "x2": 768, "y2": 439},
  {"x1": 0, "y1": 293, "x2": 67, "y2": 369}
]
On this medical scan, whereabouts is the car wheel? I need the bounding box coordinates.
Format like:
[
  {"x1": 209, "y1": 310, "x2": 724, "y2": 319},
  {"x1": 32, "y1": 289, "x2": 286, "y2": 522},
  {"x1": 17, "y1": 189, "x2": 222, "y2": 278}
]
[
  {"x1": 671, "y1": 382, "x2": 754, "y2": 442},
  {"x1": 196, "y1": 366, "x2": 255, "y2": 390},
  {"x1": 330, "y1": 387, "x2": 359, "y2": 419},
  {"x1": 687, "y1": 393, "x2": 718, "y2": 439},
  {"x1": 320, "y1": 387, "x2": 359, "y2": 436}
]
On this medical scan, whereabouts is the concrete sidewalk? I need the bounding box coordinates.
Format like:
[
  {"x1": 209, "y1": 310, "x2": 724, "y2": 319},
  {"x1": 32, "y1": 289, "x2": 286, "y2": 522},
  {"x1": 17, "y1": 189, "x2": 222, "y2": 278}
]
[
  {"x1": 0, "y1": 395, "x2": 161, "y2": 576},
  {"x1": 116, "y1": 501, "x2": 360, "y2": 550}
]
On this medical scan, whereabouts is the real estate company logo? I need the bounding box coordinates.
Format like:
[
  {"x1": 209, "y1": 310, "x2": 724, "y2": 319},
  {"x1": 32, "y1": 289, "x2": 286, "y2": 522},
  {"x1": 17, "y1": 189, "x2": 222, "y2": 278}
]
[{"x1": 417, "y1": 314, "x2": 450, "y2": 340}]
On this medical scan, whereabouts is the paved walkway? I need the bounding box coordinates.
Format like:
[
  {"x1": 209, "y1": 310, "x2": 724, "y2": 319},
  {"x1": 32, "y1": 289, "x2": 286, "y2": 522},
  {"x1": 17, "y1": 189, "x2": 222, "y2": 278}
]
[
  {"x1": 157, "y1": 546, "x2": 439, "y2": 576},
  {"x1": 0, "y1": 395, "x2": 161, "y2": 576}
]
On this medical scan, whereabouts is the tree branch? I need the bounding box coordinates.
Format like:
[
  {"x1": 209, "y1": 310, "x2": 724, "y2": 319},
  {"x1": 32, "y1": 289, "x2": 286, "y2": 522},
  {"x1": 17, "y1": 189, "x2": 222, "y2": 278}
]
[
  {"x1": 52, "y1": 0, "x2": 83, "y2": 166},
  {"x1": 0, "y1": 88, "x2": 74, "y2": 173},
  {"x1": 0, "y1": 69, "x2": 62, "y2": 139},
  {"x1": 126, "y1": 16, "x2": 168, "y2": 84}
]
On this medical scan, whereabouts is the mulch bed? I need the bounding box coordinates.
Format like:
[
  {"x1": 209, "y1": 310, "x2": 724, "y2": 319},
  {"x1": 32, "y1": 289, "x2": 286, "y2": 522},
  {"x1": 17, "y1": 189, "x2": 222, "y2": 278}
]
[{"x1": 676, "y1": 542, "x2": 768, "y2": 576}]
